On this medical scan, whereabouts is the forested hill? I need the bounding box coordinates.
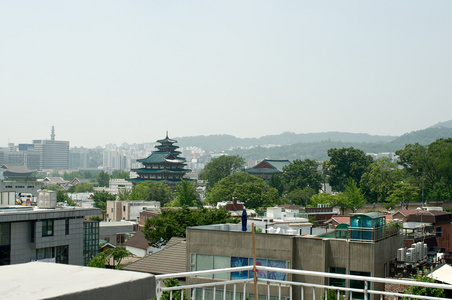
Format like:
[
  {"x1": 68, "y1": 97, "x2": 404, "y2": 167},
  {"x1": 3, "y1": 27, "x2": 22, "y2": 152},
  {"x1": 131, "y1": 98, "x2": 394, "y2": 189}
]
[
  {"x1": 176, "y1": 131, "x2": 396, "y2": 152},
  {"x1": 227, "y1": 127, "x2": 452, "y2": 161}
]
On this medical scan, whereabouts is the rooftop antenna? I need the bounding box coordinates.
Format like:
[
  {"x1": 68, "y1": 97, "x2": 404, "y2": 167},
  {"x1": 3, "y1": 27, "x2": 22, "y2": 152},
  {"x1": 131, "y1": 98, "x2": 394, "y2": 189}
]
[
  {"x1": 51, "y1": 126, "x2": 55, "y2": 141},
  {"x1": 166, "y1": 130, "x2": 169, "y2": 139}
]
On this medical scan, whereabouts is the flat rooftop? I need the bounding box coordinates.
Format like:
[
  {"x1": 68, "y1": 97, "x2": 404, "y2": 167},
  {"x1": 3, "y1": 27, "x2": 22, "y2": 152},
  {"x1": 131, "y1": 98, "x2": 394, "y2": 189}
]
[
  {"x1": 0, "y1": 262, "x2": 155, "y2": 300},
  {"x1": 0, "y1": 206, "x2": 100, "y2": 222}
]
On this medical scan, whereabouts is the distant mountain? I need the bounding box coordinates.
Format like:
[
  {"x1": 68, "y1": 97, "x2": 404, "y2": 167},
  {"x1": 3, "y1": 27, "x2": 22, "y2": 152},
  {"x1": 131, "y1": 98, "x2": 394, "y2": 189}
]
[
  {"x1": 176, "y1": 132, "x2": 396, "y2": 152},
  {"x1": 227, "y1": 127, "x2": 452, "y2": 161},
  {"x1": 430, "y1": 120, "x2": 452, "y2": 129}
]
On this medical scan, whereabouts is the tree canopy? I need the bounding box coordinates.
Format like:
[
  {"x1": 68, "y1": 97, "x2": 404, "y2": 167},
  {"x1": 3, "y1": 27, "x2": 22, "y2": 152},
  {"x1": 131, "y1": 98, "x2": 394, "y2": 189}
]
[
  {"x1": 143, "y1": 206, "x2": 238, "y2": 248},
  {"x1": 281, "y1": 159, "x2": 322, "y2": 193},
  {"x1": 97, "y1": 171, "x2": 110, "y2": 187},
  {"x1": 170, "y1": 179, "x2": 200, "y2": 207},
  {"x1": 128, "y1": 181, "x2": 174, "y2": 204},
  {"x1": 326, "y1": 147, "x2": 373, "y2": 192},
  {"x1": 199, "y1": 155, "x2": 245, "y2": 189},
  {"x1": 205, "y1": 172, "x2": 280, "y2": 209},
  {"x1": 93, "y1": 191, "x2": 116, "y2": 214}
]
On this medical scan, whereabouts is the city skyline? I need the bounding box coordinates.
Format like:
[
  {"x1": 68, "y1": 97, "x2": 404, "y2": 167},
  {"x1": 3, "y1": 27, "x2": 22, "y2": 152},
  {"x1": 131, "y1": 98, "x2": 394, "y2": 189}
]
[{"x1": 1, "y1": 1, "x2": 451, "y2": 148}]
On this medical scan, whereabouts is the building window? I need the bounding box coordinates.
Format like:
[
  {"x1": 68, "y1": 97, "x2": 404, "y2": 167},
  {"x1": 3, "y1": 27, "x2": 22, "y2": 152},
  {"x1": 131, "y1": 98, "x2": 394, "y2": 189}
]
[
  {"x1": 0, "y1": 223, "x2": 11, "y2": 266},
  {"x1": 329, "y1": 267, "x2": 346, "y2": 290},
  {"x1": 350, "y1": 271, "x2": 371, "y2": 299},
  {"x1": 123, "y1": 206, "x2": 126, "y2": 212},
  {"x1": 436, "y1": 226, "x2": 442, "y2": 237},
  {"x1": 36, "y1": 247, "x2": 55, "y2": 261},
  {"x1": 31, "y1": 222, "x2": 35, "y2": 243},
  {"x1": 65, "y1": 219, "x2": 69, "y2": 235},
  {"x1": 42, "y1": 220, "x2": 54, "y2": 237}
]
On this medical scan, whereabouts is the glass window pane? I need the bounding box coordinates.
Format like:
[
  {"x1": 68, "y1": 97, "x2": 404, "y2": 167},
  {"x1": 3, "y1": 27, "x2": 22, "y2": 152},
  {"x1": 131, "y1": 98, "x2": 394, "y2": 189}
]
[
  {"x1": 268, "y1": 260, "x2": 286, "y2": 280},
  {"x1": 197, "y1": 255, "x2": 213, "y2": 278},
  {"x1": 231, "y1": 257, "x2": 249, "y2": 279},
  {"x1": 213, "y1": 255, "x2": 230, "y2": 279}
]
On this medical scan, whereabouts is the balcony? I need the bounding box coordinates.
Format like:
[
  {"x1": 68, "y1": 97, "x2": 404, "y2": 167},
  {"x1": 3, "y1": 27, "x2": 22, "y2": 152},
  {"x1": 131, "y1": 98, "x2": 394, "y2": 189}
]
[{"x1": 155, "y1": 266, "x2": 452, "y2": 300}]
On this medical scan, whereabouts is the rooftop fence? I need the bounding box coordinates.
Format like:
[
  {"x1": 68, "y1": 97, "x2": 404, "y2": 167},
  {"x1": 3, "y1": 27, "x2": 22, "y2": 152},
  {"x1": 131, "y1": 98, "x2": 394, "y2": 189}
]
[{"x1": 155, "y1": 266, "x2": 452, "y2": 300}]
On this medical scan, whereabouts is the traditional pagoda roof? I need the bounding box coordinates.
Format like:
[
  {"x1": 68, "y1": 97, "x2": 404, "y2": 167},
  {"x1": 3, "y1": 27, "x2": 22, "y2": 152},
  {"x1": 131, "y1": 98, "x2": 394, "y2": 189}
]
[
  {"x1": 127, "y1": 178, "x2": 187, "y2": 184},
  {"x1": 156, "y1": 132, "x2": 178, "y2": 145},
  {"x1": 245, "y1": 159, "x2": 291, "y2": 174},
  {"x1": 127, "y1": 133, "x2": 191, "y2": 186},
  {"x1": 137, "y1": 152, "x2": 186, "y2": 164},
  {"x1": 131, "y1": 169, "x2": 188, "y2": 174}
]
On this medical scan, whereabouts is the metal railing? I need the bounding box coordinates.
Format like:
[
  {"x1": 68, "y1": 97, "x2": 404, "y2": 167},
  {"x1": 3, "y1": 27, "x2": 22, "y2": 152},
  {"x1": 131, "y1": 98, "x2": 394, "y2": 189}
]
[{"x1": 155, "y1": 266, "x2": 452, "y2": 300}]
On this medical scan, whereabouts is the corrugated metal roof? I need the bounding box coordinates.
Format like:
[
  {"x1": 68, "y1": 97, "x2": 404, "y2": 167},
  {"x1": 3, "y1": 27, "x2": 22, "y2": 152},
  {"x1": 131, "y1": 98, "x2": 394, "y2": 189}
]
[{"x1": 122, "y1": 237, "x2": 186, "y2": 275}]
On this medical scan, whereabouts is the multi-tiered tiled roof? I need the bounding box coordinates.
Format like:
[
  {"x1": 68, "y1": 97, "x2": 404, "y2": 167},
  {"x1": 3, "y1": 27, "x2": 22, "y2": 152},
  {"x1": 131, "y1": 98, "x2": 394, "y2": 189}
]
[{"x1": 127, "y1": 134, "x2": 191, "y2": 186}]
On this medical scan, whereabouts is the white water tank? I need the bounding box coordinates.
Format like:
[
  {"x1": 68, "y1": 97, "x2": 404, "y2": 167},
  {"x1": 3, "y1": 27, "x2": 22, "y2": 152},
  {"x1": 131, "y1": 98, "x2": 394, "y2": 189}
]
[
  {"x1": 397, "y1": 248, "x2": 406, "y2": 262},
  {"x1": 37, "y1": 190, "x2": 57, "y2": 209}
]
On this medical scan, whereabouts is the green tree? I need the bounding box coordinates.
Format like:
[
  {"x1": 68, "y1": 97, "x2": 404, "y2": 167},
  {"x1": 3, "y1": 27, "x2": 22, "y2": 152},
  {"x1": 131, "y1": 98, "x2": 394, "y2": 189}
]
[
  {"x1": 396, "y1": 138, "x2": 452, "y2": 200},
  {"x1": 143, "y1": 206, "x2": 237, "y2": 248},
  {"x1": 73, "y1": 182, "x2": 94, "y2": 193},
  {"x1": 310, "y1": 192, "x2": 348, "y2": 212},
  {"x1": 117, "y1": 188, "x2": 132, "y2": 201},
  {"x1": 112, "y1": 170, "x2": 130, "y2": 179},
  {"x1": 87, "y1": 251, "x2": 107, "y2": 268},
  {"x1": 360, "y1": 157, "x2": 403, "y2": 204},
  {"x1": 285, "y1": 187, "x2": 316, "y2": 207},
  {"x1": 199, "y1": 155, "x2": 245, "y2": 189},
  {"x1": 170, "y1": 179, "x2": 199, "y2": 207},
  {"x1": 401, "y1": 271, "x2": 445, "y2": 299},
  {"x1": 88, "y1": 247, "x2": 132, "y2": 269},
  {"x1": 206, "y1": 172, "x2": 280, "y2": 209},
  {"x1": 281, "y1": 159, "x2": 322, "y2": 193},
  {"x1": 343, "y1": 178, "x2": 366, "y2": 212},
  {"x1": 268, "y1": 175, "x2": 284, "y2": 196},
  {"x1": 57, "y1": 190, "x2": 77, "y2": 206},
  {"x1": 92, "y1": 191, "x2": 116, "y2": 214},
  {"x1": 157, "y1": 278, "x2": 185, "y2": 300},
  {"x1": 97, "y1": 171, "x2": 110, "y2": 187},
  {"x1": 327, "y1": 147, "x2": 373, "y2": 192},
  {"x1": 129, "y1": 181, "x2": 174, "y2": 204},
  {"x1": 387, "y1": 181, "x2": 420, "y2": 209}
]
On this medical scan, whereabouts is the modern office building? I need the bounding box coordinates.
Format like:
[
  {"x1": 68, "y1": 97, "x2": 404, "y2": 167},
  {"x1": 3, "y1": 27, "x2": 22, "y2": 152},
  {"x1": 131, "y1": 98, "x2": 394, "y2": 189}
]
[
  {"x1": 0, "y1": 192, "x2": 100, "y2": 266},
  {"x1": 33, "y1": 126, "x2": 70, "y2": 170}
]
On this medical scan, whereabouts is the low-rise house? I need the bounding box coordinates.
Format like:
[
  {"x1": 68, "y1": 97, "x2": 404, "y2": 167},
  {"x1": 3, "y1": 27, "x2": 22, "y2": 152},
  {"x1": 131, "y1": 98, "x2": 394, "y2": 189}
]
[
  {"x1": 99, "y1": 221, "x2": 135, "y2": 246},
  {"x1": 123, "y1": 237, "x2": 186, "y2": 275},
  {"x1": 106, "y1": 200, "x2": 160, "y2": 222},
  {"x1": 123, "y1": 230, "x2": 159, "y2": 256},
  {"x1": 406, "y1": 210, "x2": 452, "y2": 263}
]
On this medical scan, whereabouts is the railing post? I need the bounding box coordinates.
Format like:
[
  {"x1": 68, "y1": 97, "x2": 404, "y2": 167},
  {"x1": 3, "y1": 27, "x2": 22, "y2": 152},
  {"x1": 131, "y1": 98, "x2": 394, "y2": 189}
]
[
  {"x1": 223, "y1": 284, "x2": 227, "y2": 300},
  {"x1": 267, "y1": 282, "x2": 270, "y2": 300},
  {"x1": 233, "y1": 284, "x2": 237, "y2": 300},
  {"x1": 156, "y1": 279, "x2": 161, "y2": 300},
  {"x1": 213, "y1": 287, "x2": 216, "y2": 300},
  {"x1": 243, "y1": 283, "x2": 247, "y2": 300},
  {"x1": 301, "y1": 286, "x2": 304, "y2": 300},
  {"x1": 364, "y1": 281, "x2": 368, "y2": 300},
  {"x1": 312, "y1": 287, "x2": 315, "y2": 300}
]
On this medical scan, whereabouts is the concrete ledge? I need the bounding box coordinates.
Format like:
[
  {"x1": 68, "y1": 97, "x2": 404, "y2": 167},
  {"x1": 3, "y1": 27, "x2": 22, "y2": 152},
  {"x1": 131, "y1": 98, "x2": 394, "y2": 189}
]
[{"x1": 0, "y1": 262, "x2": 155, "y2": 300}]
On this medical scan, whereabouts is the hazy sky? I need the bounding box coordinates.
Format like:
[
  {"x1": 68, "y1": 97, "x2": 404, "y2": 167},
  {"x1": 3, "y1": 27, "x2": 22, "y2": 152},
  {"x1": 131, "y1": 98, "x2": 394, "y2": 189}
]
[{"x1": 1, "y1": 1, "x2": 451, "y2": 148}]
